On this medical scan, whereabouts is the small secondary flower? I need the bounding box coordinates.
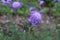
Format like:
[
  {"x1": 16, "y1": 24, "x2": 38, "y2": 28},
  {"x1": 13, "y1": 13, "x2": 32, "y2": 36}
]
[
  {"x1": 1, "y1": 0, "x2": 12, "y2": 5},
  {"x1": 12, "y1": 2, "x2": 22, "y2": 9},
  {"x1": 40, "y1": 0, "x2": 44, "y2": 5}
]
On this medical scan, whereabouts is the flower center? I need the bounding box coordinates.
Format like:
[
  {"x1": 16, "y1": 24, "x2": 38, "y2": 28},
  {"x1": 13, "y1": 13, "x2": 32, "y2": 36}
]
[{"x1": 14, "y1": 3, "x2": 19, "y2": 8}]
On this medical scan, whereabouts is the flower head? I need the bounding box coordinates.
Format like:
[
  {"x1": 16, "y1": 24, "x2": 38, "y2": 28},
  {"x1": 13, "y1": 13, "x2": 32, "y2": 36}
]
[
  {"x1": 23, "y1": 30, "x2": 26, "y2": 32},
  {"x1": 28, "y1": 10, "x2": 42, "y2": 26},
  {"x1": 1, "y1": 0, "x2": 12, "y2": 5},
  {"x1": 54, "y1": 0, "x2": 60, "y2": 3},
  {"x1": 40, "y1": 0, "x2": 44, "y2": 5},
  {"x1": 29, "y1": 7, "x2": 36, "y2": 11},
  {"x1": 12, "y1": 2, "x2": 22, "y2": 9}
]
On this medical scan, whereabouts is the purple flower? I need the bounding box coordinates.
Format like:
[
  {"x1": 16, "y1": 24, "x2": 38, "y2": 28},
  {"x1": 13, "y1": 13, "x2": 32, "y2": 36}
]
[
  {"x1": 23, "y1": 30, "x2": 26, "y2": 32},
  {"x1": 54, "y1": 0, "x2": 58, "y2": 2},
  {"x1": 29, "y1": 7, "x2": 36, "y2": 11},
  {"x1": 40, "y1": 0, "x2": 44, "y2": 5},
  {"x1": 12, "y1": 2, "x2": 22, "y2": 9},
  {"x1": 1, "y1": 0, "x2": 12, "y2": 5},
  {"x1": 28, "y1": 10, "x2": 42, "y2": 26},
  {"x1": 54, "y1": 0, "x2": 60, "y2": 2}
]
